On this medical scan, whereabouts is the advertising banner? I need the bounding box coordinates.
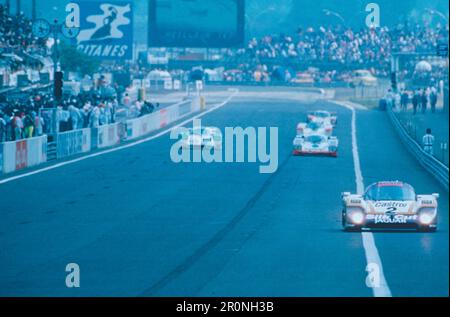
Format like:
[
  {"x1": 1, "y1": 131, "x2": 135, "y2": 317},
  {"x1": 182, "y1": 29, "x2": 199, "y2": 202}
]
[
  {"x1": 15, "y1": 140, "x2": 28, "y2": 171},
  {"x1": 148, "y1": 0, "x2": 244, "y2": 48},
  {"x1": 76, "y1": 1, "x2": 133, "y2": 60}
]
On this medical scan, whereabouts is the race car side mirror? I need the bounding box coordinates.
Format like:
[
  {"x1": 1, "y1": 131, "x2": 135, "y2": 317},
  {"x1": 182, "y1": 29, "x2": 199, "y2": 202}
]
[
  {"x1": 341, "y1": 192, "x2": 351, "y2": 197},
  {"x1": 432, "y1": 193, "x2": 440, "y2": 199}
]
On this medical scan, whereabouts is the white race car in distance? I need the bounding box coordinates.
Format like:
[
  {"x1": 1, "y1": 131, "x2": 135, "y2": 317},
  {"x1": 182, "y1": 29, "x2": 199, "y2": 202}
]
[
  {"x1": 342, "y1": 181, "x2": 439, "y2": 232},
  {"x1": 293, "y1": 134, "x2": 339, "y2": 157},
  {"x1": 297, "y1": 120, "x2": 333, "y2": 137},
  {"x1": 181, "y1": 127, "x2": 222, "y2": 150},
  {"x1": 307, "y1": 110, "x2": 337, "y2": 126}
]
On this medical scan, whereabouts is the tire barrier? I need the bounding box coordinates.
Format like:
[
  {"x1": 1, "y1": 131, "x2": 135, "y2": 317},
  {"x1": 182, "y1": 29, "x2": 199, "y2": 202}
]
[
  {"x1": 0, "y1": 136, "x2": 47, "y2": 174},
  {"x1": 56, "y1": 128, "x2": 91, "y2": 159},
  {"x1": 387, "y1": 106, "x2": 449, "y2": 191}
]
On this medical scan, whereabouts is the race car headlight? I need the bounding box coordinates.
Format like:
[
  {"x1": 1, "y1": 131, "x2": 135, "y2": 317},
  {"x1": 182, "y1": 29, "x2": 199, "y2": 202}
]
[
  {"x1": 418, "y1": 213, "x2": 434, "y2": 225},
  {"x1": 349, "y1": 210, "x2": 365, "y2": 225},
  {"x1": 418, "y1": 208, "x2": 437, "y2": 225}
]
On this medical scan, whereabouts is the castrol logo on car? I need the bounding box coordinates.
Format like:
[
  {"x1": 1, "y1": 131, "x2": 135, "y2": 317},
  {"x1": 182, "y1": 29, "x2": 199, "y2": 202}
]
[{"x1": 370, "y1": 201, "x2": 412, "y2": 213}]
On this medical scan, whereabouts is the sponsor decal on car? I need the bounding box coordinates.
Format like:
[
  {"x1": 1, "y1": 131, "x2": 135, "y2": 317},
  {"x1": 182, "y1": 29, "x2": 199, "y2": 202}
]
[
  {"x1": 372, "y1": 201, "x2": 408, "y2": 208},
  {"x1": 367, "y1": 214, "x2": 417, "y2": 224}
]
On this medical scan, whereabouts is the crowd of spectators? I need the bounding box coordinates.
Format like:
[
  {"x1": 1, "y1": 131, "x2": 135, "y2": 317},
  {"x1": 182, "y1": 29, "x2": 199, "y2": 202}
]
[
  {"x1": 219, "y1": 23, "x2": 449, "y2": 83},
  {"x1": 0, "y1": 90, "x2": 119, "y2": 142},
  {"x1": 1, "y1": 1, "x2": 449, "y2": 143},
  {"x1": 0, "y1": 4, "x2": 46, "y2": 53},
  {"x1": 0, "y1": 78, "x2": 165, "y2": 142},
  {"x1": 383, "y1": 84, "x2": 440, "y2": 115}
]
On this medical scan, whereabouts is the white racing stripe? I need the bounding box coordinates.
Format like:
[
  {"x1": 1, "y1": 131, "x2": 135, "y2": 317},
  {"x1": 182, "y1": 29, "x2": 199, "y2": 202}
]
[
  {"x1": 0, "y1": 92, "x2": 238, "y2": 185},
  {"x1": 339, "y1": 102, "x2": 392, "y2": 297}
]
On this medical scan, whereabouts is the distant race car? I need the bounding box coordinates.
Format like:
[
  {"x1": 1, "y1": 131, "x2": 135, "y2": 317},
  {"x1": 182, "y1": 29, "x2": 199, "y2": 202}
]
[
  {"x1": 182, "y1": 127, "x2": 222, "y2": 150},
  {"x1": 293, "y1": 134, "x2": 338, "y2": 157},
  {"x1": 350, "y1": 69, "x2": 378, "y2": 87},
  {"x1": 307, "y1": 110, "x2": 337, "y2": 126},
  {"x1": 297, "y1": 120, "x2": 333, "y2": 137},
  {"x1": 342, "y1": 181, "x2": 439, "y2": 232}
]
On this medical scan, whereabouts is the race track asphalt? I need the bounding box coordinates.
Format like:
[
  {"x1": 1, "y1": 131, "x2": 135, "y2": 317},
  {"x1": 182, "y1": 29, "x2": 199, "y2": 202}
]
[{"x1": 0, "y1": 93, "x2": 448, "y2": 296}]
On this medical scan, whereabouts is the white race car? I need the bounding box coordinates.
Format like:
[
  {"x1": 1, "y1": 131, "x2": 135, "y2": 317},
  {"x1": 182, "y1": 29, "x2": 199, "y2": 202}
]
[
  {"x1": 181, "y1": 127, "x2": 222, "y2": 150},
  {"x1": 297, "y1": 120, "x2": 333, "y2": 137},
  {"x1": 342, "y1": 181, "x2": 439, "y2": 232},
  {"x1": 293, "y1": 134, "x2": 338, "y2": 157},
  {"x1": 307, "y1": 110, "x2": 337, "y2": 126}
]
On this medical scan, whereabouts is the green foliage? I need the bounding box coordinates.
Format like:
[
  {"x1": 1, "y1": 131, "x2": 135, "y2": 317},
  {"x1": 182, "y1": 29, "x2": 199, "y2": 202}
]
[{"x1": 59, "y1": 42, "x2": 100, "y2": 76}]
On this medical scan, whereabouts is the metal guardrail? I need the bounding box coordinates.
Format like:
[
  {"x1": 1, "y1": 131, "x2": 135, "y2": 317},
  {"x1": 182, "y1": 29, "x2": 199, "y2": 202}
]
[{"x1": 387, "y1": 106, "x2": 449, "y2": 191}]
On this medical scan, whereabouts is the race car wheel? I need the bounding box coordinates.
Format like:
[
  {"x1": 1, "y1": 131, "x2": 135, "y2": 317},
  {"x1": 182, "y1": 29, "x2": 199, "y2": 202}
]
[
  {"x1": 343, "y1": 225, "x2": 362, "y2": 232},
  {"x1": 342, "y1": 211, "x2": 346, "y2": 227}
]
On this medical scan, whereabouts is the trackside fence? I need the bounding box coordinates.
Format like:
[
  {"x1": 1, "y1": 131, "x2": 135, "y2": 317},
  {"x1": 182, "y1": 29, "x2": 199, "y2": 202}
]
[
  {"x1": 0, "y1": 136, "x2": 47, "y2": 174},
  {"x1": 56, "y1": 128, "x2": 92, "y2": 159},
  {"x1": 126, "y1": 99, "x2": 198, "y2": 140},
  {"x1": 1, "y1": 98, "x2": 202, "y2": 176},
  {"x1": 387, "y1": 106, "x2": 449, "y2": 191}
]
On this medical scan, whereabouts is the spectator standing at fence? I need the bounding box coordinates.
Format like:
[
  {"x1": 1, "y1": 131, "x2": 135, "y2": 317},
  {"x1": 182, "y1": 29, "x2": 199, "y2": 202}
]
[
  {"x1": 12, "y1": 112, "x2": 23, "y2": 140},
  {"x1": 23, "y1": 112, "x2": 35, "y2": 138},
  {"x1": 0, "y1": 113, "x2": 6, "y2": 143},
  {"x1": 400, "y1": 89, "x2": 409, "y2": 111},
  {"x1": 422, "y1": 128, "x2": 435, "y2": 155},
  {"x1": 34, "y1": 112, "x2": 44, "y2": 136},
  {"x1": 122, "y1": 93, "x2": 131, "y2": 107},
  {"x1": 83, "y1": 101, "x2": 92, "y2": 128},
  {"x1": 394, "y1": 91, "x2": 401, "y2": 110},
  {"x1": 429, "y1": 88, "x2": 438, "y2": 113},
  {"x1": 384, "y1": 89, "x2": 395, "y2": 109},
  {"x1": 68, "y1": 104, "x2": 81, "y2": 130},
  {"x1": 412, "y1": 90, "x2": 420, "y2": 115},
  {"x1": 89, "y1": 104, "x2": 100, "y2": 128},
  {"x1": 106, "y1": 100, "x2": 114, "y2": 123},
  {"x1": 5, "y1": 115, "x2": 13, "y2": 141},
  {"x1": 421, "y1": 88, "x2": 428, "y2": 114},
  {"x1": 111, "y1": 98, "x2": 119, "y2": 123},
  {"x1": 99, "y1": 103, "x2": 107, "y2": 126}
]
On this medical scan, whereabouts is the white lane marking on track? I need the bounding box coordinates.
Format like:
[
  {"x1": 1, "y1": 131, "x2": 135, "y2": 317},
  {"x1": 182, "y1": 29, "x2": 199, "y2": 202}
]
[
  {"x1": 339, "y1": 102, "x2": 392, "y2": 297},
  {"x1": 0, "y1": 92, "x2": 238, "y2": 185}
]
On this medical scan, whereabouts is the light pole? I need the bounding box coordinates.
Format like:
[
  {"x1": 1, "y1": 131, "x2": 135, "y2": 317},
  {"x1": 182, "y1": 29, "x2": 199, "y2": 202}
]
[
  {"x1": 323, "y1": 9, "x2": 346, "y2": 26},
  {"x1": 32, "y1": 18, "x2": 79, "y2": 102}
]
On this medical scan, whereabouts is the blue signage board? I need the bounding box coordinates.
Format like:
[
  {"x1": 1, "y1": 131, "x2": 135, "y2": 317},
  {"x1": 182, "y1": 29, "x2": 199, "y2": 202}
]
[
  {"x1": 76, "y1": 1, "x2": 133, "y2": 60},
  {"x1": 148, "y1": 0, "x2": 245, "y2": 48}
]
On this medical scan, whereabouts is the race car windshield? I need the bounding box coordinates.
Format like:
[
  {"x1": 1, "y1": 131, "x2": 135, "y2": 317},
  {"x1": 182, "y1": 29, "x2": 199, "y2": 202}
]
[
  {"x1": 307, "y1": 122, "x2": 321, "y2": 130},
  {"x1": 305, "y1": 135, "x2": 324, "y2": 143},
  {"x1": 314, "y1": 112, "x2": 329, "y2": 118},
  {"x1": 364, "y1": 184, "x2": 416, "y2": 201}
]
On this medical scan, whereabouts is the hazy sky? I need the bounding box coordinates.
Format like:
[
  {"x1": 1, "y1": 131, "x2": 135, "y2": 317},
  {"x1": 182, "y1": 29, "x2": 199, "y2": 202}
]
[{"x1": 6, "y1": 0, "x2": 449, "y2": 45}]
